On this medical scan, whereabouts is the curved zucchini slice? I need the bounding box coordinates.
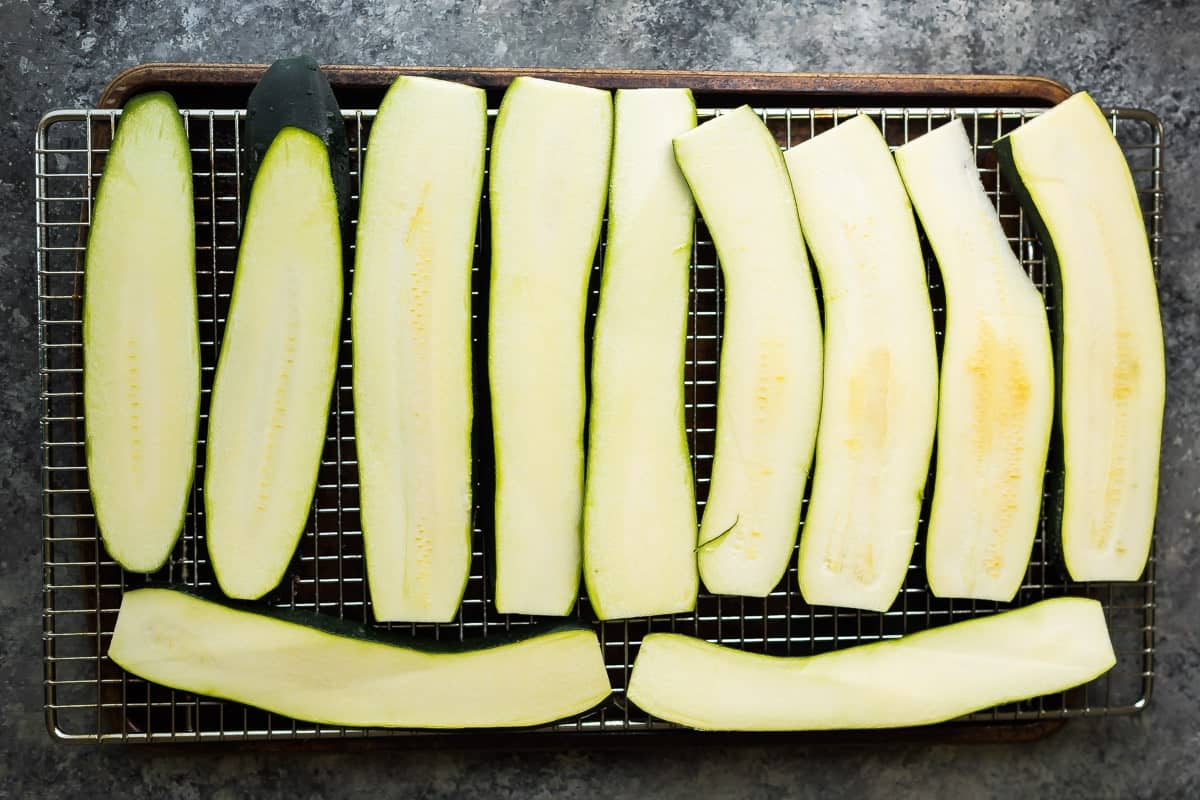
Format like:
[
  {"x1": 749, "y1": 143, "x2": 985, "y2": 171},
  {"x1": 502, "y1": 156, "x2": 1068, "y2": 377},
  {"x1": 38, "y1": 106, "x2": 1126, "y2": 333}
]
[
  {"x1": 895, "y1": 120, "x2": 1054, "y2": 602},
  {"x1": 627, "y1": 597, "x2": 1114, "y2": 731},
  {"x1": 673, "y1": 106, "x2": 823, "y2": 597},
  {"x1": 489, "y1": 77, "x2": 613, "y2": 615},
  {"x1": 353, "y1": 76, "x2": 486, "y2": 622},
  {"x1": 109, "y1": 587, "x2": 612, "y2": 729},
  {"x1": 205, "y1": 127, "x2": 343, "y2": 599},
  {"x1": 785, "y1": 115, "x2": 938, "y2": 612},
  {"x1": 83, "y1": 91, "x2": 200, "y2": 573},
  {"x1": 583, "y1": 89, "x2": 698, "y2": 620},
  {"x1": 996, "y1": 93, "x2": 1164, "y2": 581}
]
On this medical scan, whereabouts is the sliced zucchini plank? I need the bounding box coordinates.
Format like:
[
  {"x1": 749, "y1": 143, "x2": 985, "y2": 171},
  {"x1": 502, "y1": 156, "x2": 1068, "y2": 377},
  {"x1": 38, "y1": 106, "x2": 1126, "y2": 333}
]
[
  {"x1": 895, "y1": 119, "x2": 1054, "y2": 602},
  {"x1": 673, "y1": 106, "x2": 823, "y2": 598},
  {"x1": 109, "y1": 587, "x2": 612, "y2": 729},
  {"x1": 995, "y1": 92, "x2": 1164, "y2": 581},
  {"x1": 785, "y1": 114, "x2": 939, "y2": 612},
  {"x1": 582, "y1": 89, "x2": 699, "y2": 620},
  {"x1": 353, "y1": 76, "x2": 486, "y2": 622},
  {"x1": 204, "y1": 127, "x2": 343, "y2": 600},
  {"x1": 627, "y1": 597, "x2": 1114, "y2": 731},
  {"x1": 488, "y1": 77, "x2": 613, "y2": 615},
  {"x1": 83, "y1": 91, "x2": 200, "y2": 573}
]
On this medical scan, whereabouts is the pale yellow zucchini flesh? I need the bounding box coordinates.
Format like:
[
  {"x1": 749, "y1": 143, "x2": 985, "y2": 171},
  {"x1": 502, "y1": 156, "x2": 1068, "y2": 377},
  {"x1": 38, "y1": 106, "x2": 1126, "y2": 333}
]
[
  {"x1": 83, "y1": 92, "x2": 200, "y2": 573},
  {"x1": 582, "y1": 88, "x2": 699, "y2": 620},
  {"x1": 673, "y1": 106, "x2": 824, "y2": 598},
  {"x1": 996, "y1": 92, "x2": 1164, "y2": 581},
  {"x1": 627, "y1": 597, "x2": 1115, "y2": 731},
  {"x1": 785, "y1": 115, "x2": 938, "y2": 612},
  {"x1": 205, "y1": 128, "x2": 343, "y2": 600},
  {"x1": 895, "y1": 119, "x2": 1054, "y2": 602},
  {"x1": 353, "y1": 76, "x2": 486, "y2": 622},
  {"x1": 109, "y1": 588, "x2": 612, "y2": 729},
  {"x1": 488, "y1": 77, "x2": 613, "y2": 615}
]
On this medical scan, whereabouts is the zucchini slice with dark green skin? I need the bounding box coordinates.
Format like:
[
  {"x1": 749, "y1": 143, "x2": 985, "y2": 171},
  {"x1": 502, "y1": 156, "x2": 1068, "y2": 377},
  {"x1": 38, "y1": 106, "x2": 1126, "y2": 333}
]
[
  {"x1": 83, "y1": 91, "x2": 200, "y2": 573},
  {"x1": 995, "y1": 93, "x2": 1164, "y2": 582},
  {"x1": 108, "y1": 587, "x2": 612, "y2": 729},
  {"x1": 243, "y1": 55, "x2": 351, "y2": 239},
  {"x1": 205, "y1": 63, "x2": 348, "y2": 600}
]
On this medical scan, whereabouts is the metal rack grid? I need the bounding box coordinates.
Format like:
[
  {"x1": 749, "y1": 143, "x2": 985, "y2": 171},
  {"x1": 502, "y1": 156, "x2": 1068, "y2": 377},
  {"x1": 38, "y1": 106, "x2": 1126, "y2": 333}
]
[{"x1": 36, "y1": 102, "x2": 1162, "y2": 743}]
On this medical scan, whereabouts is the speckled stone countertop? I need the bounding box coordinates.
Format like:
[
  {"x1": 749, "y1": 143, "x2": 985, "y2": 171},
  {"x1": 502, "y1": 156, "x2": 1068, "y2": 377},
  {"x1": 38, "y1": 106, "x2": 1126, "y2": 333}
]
[{"x1": 3, "y1": 1, "x2": 1197, "y2": 797}]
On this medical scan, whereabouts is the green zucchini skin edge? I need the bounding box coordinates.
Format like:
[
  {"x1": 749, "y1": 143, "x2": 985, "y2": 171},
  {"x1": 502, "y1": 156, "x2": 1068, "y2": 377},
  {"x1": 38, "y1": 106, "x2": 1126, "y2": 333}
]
[
  {"x1": 127, "y1": 584, "x2": 595, "y2": 654},
  {"x1": 243, "y1": 55, "x2": 352, "y2": 239},
  {"x1": 993, "y1": 133, "x2": 1070, "y2": 577}
]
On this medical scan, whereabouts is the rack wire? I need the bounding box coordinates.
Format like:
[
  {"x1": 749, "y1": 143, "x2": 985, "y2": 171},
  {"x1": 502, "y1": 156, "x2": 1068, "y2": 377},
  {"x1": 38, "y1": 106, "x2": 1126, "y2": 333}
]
[{"x1": 36, "y1": 102, "x2": 1162, "y2": 743}]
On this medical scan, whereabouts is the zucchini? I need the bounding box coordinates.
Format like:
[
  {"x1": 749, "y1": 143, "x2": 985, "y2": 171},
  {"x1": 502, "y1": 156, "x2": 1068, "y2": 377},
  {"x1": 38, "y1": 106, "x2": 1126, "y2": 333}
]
[
  {"x1": 205, "y1": 65, "x2": 347, "y2": 600},
  {"x1": 83, "y1": 91, "x2": 200, "y2": 573},
  {"x1": 627, "y1": 597, "x2": 1114, "y2": 730},
  {"x1": 673, "y1": 106, "x2": 823, "y2": 597},
  {"x1": 895, "y1": 119, "x2": 1054, "y2": 602},
  {"x1": 488, "y1": 77, "x2": 613, "y2": 615},
  {"x1": 996, "y1": 92, "x2": 1164, "y2": 581},
  {"x1": 784, "y1": 115, "x2": 938, "y2": 612},
  {"x1": 108, "y1": 587, "x2": 611, "y2": 728},
  {"x1": 353, "y1": 76, "x2": 486, "y2": 622},
  {"x1": 583, "y1": 89, "x2": 699, "y2": 620}
]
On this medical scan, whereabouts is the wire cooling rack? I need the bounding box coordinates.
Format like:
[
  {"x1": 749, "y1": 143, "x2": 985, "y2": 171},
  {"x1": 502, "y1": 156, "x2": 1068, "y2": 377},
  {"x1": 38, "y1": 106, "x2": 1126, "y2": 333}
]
[{"x1": 36, "y1": 102, "x2": 1162, "y2": 743}]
